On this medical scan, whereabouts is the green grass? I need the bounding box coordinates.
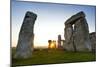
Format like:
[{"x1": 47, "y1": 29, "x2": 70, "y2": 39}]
[{"x1": 12, "y1": 48, "x2": 96, "y2": 66}]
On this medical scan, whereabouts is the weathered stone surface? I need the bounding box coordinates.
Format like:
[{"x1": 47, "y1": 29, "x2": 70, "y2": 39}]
[
  {"x1": 74, "y1": 17, "x2": 91, "y2": 51},
  {"x1": 15, "y1": 11, "x2": 37, "y2": 58},
  {"x1": 65, "y1": 11, "x2": 85, "y2": 25},
  {"x1": 63, "y1": 24, "x2": 75, "y2": 51},
  {"x1": 89, "y1": 32, "x2": 96, "y2": 52},
  {"x1": 63, "y1": 11, "x2": 91, "y2": 51}
]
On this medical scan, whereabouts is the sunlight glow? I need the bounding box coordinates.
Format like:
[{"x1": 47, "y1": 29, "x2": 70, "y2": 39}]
[
  {"x1": 12, "y1": 1, "x2": 95, "y2": 47},
  {"x1": 50, "y1": 43, "x2": 56, "y2": 48}
]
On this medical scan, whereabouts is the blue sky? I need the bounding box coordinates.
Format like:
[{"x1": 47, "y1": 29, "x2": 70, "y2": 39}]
[{"x1": 12, "y1": 0, "x2": 96, "y2": 47}]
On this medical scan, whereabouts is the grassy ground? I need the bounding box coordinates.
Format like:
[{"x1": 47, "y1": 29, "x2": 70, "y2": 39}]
[{"x1": 12, "y1": 48, "x2": 96, "y2": 66}]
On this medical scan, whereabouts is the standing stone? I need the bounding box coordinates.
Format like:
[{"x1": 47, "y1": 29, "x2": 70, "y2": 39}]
[
  {"x1": 58, "y1": 35, "x2": 62, "y2": 48},
  {"x1": 48, "y1": 40, "x2": 52, "y2": 49},
  {"x1": 63, "y1": 11, "x2": 91, "y2": 51},
  {"x1": 15, "y1": 11, "x2": 37, "y2": 58},
  {"x1": 63, "y1": 24, "x2": 75, "y2": 51},
  {"x1": 53, "y1": 40, "x2": 57, "y2": 48},
  {"x1": 89, "y1": 32, "x2": 96, "y2": 52},
  {"x1": 74, "y1": 17, "x2": 91, "y2": 51}
]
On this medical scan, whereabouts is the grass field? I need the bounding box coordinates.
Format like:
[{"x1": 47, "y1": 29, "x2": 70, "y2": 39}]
[{"x1": 12, "y1": 48, "x2": 96, "y2": 66}]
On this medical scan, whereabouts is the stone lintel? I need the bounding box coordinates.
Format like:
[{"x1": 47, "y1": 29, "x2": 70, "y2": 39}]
[{"x1": 65, "y1": 11, "x2": 85, "y2": 25}]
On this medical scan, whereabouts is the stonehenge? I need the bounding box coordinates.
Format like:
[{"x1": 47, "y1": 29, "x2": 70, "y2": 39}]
[
  {"x1": 63, "y1": 11, "x2": 92, "y2": 51},
  {"x1": 14, "y1": 11, "x2": 95, "y2": 59},
  {"x1": 15, "y1": 11, "x2": 37, "y2": 58}
]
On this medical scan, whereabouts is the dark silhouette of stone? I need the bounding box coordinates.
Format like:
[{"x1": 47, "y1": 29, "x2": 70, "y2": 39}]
[
  {"x1": 58, "y1": 35, "x2": 62, "y2": 48},
  {"x1": 89, "y1": 32, "x2": 96, "y2": 52},
  {"x1": 64, "y1": 11, "x2": 91, "y2": 51},
  {"x1": 15, "y1": 11, "x2": 37, "y2": 58},
  {"x1": 48, "y1": 40, "x2": 52, "y2": 49}
]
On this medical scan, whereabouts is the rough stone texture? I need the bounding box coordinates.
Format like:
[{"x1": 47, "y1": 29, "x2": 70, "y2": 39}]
[
  {"x1": 65, "y1": 11, "x2": 85, "y2": 25},
  {"x1": 89, "y1": 32, "x2": 96, "y2": 52},
  {"x1": 15, "y1": 11, "x2": 37, "y2": 58},
  {"x1": 63, "y1": 24, "x2": 75, "y2": 51},
  {"x1": 74, "y1": 17, "x2": 91, "y2": 51},
  {"x1": 63, "y1": 11, "x2": 91, "y2": 51}
]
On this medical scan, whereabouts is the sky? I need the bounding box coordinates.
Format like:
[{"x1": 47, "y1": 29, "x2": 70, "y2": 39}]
[{"x1": 11, "y1": 0, "x2": 96, "y2": 47}]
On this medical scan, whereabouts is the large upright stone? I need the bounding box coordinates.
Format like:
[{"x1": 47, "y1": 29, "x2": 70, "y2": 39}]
[
  {"x1": 74, "y1": 17, "x2": 91, "y2": 51},
  {"x1": 58, "y1": 35, "x2": 62, "y2": 48},
  {"x1": 89, "y1": 32, "x2": 96, "y2": 52},
  {"x1": 64, "y1": 11, "x2": 91, "y2": 51},
  {"x1": 63, "y1": 24, "x2": 75, "y2": 51},
  {"x1": 15, "y1": 11, "x2": 37, "y2": 58}
]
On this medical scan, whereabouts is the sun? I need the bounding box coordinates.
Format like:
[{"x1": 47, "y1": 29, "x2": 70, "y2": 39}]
[{"x1": 50, "y1": 43, "x2": 56, "y2": 48}]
